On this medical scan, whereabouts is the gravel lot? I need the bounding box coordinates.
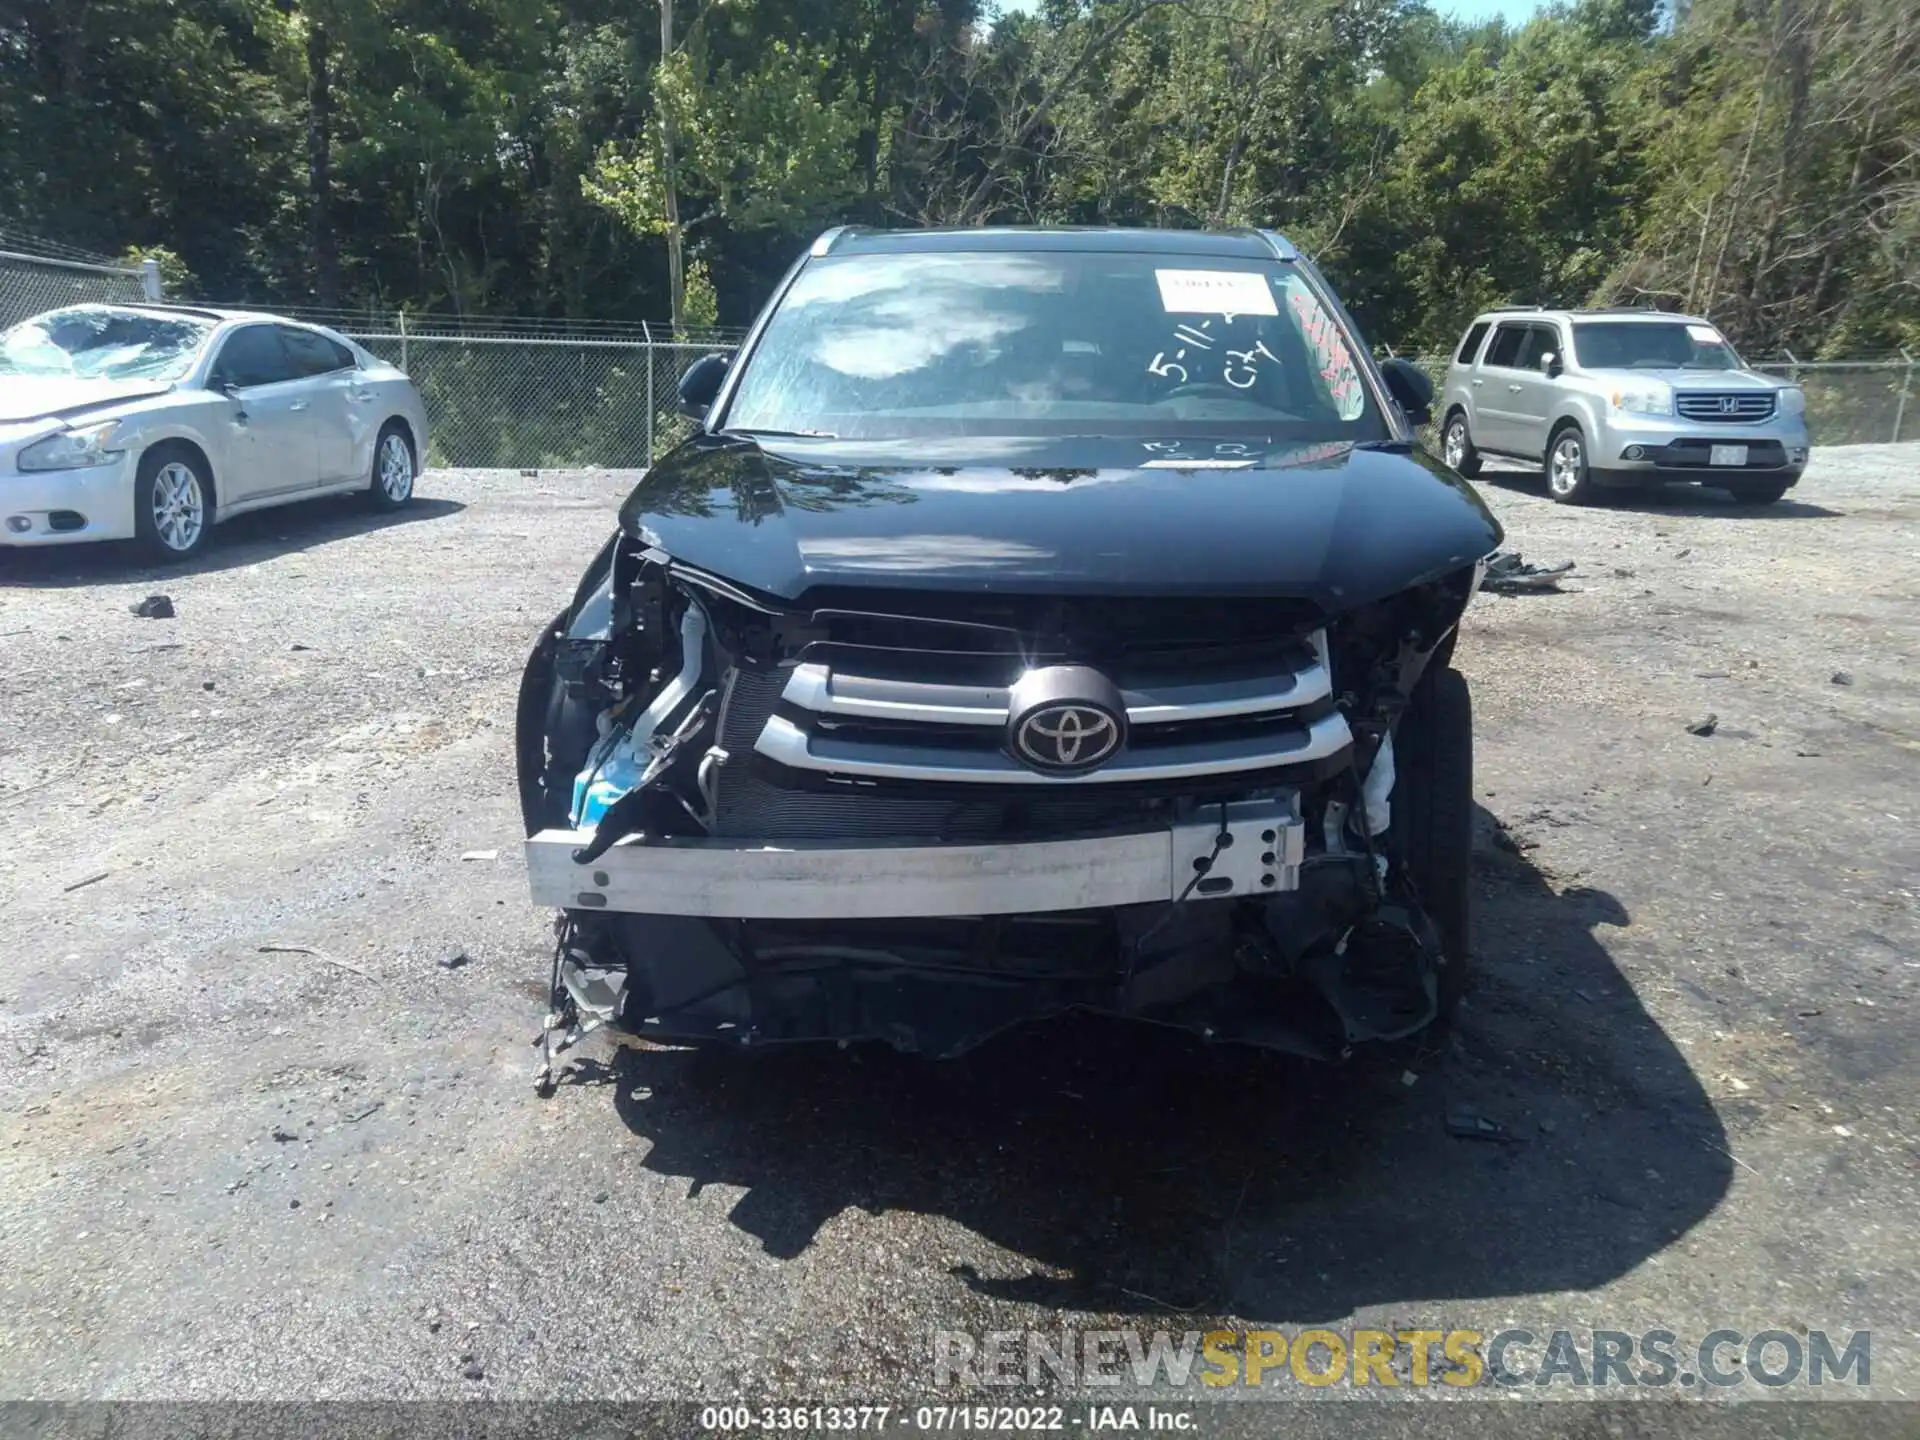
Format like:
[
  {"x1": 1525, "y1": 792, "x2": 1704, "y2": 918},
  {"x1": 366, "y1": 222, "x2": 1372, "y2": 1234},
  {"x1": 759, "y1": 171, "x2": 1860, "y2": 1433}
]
[{"x1": 1, "y1": 448, "x2": 1915, "y2": 1411}]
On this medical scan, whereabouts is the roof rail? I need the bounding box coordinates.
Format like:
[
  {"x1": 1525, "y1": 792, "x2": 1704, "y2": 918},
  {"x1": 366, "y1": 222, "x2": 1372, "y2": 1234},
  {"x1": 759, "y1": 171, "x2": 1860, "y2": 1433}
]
[
  {"x1": 810, "y1": 226, "x2": 851, "y2": 258},
  {"x1": 1256, "y1": 230, "x2": 1298, "y2": 261}
]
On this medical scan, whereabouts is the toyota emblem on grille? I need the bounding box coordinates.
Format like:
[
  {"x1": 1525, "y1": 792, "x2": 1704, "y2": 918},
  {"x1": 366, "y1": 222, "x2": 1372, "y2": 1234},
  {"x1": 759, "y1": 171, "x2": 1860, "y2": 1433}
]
[
  {"x1": 1006, "y1": 665, "x2": 1129, "y2": 774},
  {"x1": 1719, "y1": 395, "x2": 1739, "y2": 414},
  {"x1": 1014, "y1": 703, "x2": 1123, "y2": 771}
]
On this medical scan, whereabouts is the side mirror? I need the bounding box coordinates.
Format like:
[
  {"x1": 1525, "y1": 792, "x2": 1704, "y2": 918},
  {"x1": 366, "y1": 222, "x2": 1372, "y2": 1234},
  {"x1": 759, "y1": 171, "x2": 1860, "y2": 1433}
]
[
  {"x1": 677, "y1": 353, "x2": 730, "y2": 420},
  {"x1": 1380, "y1": 357, "x2": 1434, "y2": 426},
  {"x1": 1539, "y1": 351, "x2": 1562, "y2": 378}
]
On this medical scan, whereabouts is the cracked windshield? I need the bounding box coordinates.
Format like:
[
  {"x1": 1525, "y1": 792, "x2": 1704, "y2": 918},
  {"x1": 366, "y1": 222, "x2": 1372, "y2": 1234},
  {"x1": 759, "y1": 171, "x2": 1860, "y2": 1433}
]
[
  {"x1": 0, "y1": 306, "x2": 212, "y2": 381},
  {"x1": 724, "y1": 251, "x2": 1383, "y2": 441}
]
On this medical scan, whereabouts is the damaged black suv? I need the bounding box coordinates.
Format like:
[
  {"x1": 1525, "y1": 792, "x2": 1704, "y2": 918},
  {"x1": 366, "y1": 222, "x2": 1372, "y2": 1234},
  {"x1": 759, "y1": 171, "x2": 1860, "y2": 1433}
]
[{"x1": 517, "y1": 227, "x2": 1502, "y2": 1062}]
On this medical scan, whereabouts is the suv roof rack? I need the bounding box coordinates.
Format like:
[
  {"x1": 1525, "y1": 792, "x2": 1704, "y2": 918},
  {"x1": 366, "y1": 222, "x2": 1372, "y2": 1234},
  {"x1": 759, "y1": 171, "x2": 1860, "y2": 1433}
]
[
  {"x1": 1255, "y1": 230, "x2": 1298, "y2": 261},
  {"x1": 810, "y1": 226, "x2": 853, "y2": 257}
]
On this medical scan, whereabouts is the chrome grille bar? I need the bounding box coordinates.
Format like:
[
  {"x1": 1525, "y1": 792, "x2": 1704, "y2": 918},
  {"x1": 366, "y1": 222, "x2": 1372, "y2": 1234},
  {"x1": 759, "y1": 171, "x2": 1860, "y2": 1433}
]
[
  {"x1": 784, "y1": 663, "x2": 1006, "y2": 726},
  {"x1": 754, "y1": 624, "x2": 1349, "y2": 786},
  {"x1": 1124, "y1": 667, "x2": 1329, "y2": 723},
  {"x1": 1675, "y1": 392, "x2": 1777, "y2": 423},
  {"x1": 755, "y1": 710, "x2": 1353, "y2": 785},
  {"x1": 779, "y1": 637, "x2": 1334, "y2": 730}
]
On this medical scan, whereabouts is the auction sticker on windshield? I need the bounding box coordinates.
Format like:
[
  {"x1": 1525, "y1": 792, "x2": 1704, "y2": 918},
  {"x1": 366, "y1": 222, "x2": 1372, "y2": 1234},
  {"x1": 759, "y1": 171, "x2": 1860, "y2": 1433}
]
[{"x1": 1155, "y1": 269, "x2": 1278, "y2": 317}]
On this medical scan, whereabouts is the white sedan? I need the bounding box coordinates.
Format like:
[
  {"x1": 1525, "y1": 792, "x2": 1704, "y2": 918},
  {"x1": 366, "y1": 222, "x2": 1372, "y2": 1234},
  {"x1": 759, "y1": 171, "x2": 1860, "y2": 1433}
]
[{"x1": 0, "y1": 303, "x2": 429, "y2": 560}]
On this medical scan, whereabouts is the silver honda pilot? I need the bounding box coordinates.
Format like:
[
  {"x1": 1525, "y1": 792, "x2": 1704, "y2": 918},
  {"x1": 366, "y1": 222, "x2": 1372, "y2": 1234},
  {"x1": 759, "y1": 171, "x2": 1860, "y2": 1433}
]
[{"x1": 1439, "y1": 308, "x2": 1811, "y2": 504}]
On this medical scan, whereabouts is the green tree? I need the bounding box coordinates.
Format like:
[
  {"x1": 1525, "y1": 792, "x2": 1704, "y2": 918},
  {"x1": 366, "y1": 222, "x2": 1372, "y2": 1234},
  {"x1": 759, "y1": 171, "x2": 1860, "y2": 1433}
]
[
  {"x1": 1606, "y1": 0, "x2": 1920, "y2": 354},
  {"x1": 585, "y1": 5, "x2": 861, "y2": 328},
  {"x1": 1332, "y1": 5, "x2": 1651, "y2": 350},
  {"x1": 4, "y1": 0, "x2": 1912, "y2": 355}
]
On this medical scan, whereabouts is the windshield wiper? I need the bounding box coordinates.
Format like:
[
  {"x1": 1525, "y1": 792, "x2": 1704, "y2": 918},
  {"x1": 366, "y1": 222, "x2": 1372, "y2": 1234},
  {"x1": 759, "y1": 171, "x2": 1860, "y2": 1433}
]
[{"x1": 718, "y1": 427, "x2": 838, "y2": 440}]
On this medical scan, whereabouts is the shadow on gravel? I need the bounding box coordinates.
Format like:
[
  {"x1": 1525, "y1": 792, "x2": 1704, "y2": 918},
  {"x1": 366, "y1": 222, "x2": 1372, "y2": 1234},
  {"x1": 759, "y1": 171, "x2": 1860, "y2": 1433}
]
[
  {"x1": 607, "y1": 802, "x2": 1731, "y2": 1323},
  {"x1": 0, "y1": 495, "x2": 465, "y2": 588},
  {"x1": 1628, "y1": 485, "x2": 1842, "y2": 519},
  {"x1": 1472, "y1": 467, "x2": 1841, "y2": 518}
]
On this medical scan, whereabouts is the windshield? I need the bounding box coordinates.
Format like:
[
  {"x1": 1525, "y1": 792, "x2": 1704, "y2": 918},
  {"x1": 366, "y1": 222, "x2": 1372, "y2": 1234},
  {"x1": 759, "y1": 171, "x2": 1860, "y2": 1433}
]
[
  {"x1": 0, "y1": 307, "x2": 213, "y2": 382},
  {"x1": 1571, "y1": 321, "x2": 1740, "y2": 372},
  {"x1": 722, "y1": 251, "x2": 1387, "y2": 442}
]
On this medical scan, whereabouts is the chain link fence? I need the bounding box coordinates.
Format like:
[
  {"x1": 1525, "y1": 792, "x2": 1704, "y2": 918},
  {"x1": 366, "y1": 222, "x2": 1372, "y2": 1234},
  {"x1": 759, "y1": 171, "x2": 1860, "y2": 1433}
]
[
  {"x1": 1751, "y1": 360, "x2": 1919, "y2": 445},
  {"x1": 290, "y1": 310, "x2": 747, "y2": 469},
  {"x1": 6, "y1": 233, "x2": 1914, "y2": 464},
  {"x1": 349, "y1": 336, "x2": 1913, "y2": 472},
  {"x1": 0, "y1": 251, "x2": 736, "y2": 468},
  {"x1": 316, "y1": 333, "x2": 1920, "y2": 467},
  {"x1": 346, "y1": 330, "x2": 737, "y2": 469},
  {"x1": 0, "y1": 229, "x2": 160, "y2": 329},
  {"x1": 191, "y1": 304, "x2": 746, "y2": 468},
  {"x1": 1397, "y1": 353, "x2": 1919, "y2": 448}
]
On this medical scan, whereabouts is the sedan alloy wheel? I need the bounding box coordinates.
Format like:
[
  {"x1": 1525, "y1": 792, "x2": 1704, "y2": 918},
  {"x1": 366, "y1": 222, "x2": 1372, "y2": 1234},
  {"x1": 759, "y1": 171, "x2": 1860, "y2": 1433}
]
[{"x1": 151, "y1": 461, "x2": 206, "y2": 553}]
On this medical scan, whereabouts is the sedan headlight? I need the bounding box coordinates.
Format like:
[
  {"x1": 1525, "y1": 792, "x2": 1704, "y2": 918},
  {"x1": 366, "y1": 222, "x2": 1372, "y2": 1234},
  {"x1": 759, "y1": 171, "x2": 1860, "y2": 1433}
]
[
  {"x1": 1609, "y1": 382, "x2": 1672, "y2": 417},
  {"x1": 1777, "y1": 385, "x2": 1807, "y2": 416},
  {"x1": 17, "y1": 421, "x2": 126, "y2": 472}
]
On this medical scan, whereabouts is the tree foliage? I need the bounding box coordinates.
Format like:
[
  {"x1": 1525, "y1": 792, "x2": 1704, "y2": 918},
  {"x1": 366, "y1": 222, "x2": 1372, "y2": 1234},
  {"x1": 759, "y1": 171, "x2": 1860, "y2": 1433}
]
[{"x1": 2, "y1": 0, "x2": 1913, "y2": 354}]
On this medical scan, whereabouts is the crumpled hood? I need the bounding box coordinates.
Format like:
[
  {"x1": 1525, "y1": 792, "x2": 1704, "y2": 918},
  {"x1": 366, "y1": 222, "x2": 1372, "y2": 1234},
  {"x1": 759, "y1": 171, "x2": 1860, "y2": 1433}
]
[
  {"x1": 0, "y1": 374, "x2": 174, "y2": 425},
  {"x1": 618, "y1": 433, "x2": 1503, "y2": 614}
]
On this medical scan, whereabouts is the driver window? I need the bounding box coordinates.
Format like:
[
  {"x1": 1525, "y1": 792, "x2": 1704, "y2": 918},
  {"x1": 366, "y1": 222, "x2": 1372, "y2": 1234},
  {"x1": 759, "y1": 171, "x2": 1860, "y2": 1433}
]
[{"x1": 212, "y1": 325, "x2": 296, "y2": 389}]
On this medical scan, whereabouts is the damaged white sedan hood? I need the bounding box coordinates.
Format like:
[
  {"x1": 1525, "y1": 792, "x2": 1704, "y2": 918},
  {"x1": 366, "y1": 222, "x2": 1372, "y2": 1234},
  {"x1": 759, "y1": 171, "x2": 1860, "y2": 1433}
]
[{"x1": 0, "y1": 375, "x2": 174, "y2": 425}]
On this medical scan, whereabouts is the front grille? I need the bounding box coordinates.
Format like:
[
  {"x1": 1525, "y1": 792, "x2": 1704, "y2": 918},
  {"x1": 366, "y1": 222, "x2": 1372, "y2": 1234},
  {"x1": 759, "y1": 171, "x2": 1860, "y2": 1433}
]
[
  {"x1": 745, "y1": 615, "x2": 1351, "y2": 790},
  {"x1": 710, "y1": 666, "x2": 1156, "y2": 839},
  {"x1": 1675, "y1": 391, "x2": 1777, "y2": 423}
]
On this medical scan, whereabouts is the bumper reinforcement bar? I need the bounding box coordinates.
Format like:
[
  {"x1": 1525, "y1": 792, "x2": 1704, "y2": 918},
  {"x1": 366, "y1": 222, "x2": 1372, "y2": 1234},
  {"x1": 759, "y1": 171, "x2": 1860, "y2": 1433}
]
[{"x1": 526, "y1": 797, "x2": 1304, "y2": 919}]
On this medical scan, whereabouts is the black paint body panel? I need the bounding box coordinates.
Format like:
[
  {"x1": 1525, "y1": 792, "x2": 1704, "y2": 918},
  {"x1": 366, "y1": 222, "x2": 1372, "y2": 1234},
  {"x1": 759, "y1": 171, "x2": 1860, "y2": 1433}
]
[{"x1": 618, "y1": 434, "x2": 1502, "y2": 616}]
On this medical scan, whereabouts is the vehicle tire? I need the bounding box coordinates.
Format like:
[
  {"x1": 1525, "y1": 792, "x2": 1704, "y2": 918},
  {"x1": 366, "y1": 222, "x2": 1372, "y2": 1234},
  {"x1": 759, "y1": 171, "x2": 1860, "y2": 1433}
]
[
  {"x1": 1727, "y1": 479, "x2": 1791, "y2": 505},
  {"x1": 1544, "y1": 423, "x2": 1597, "y2": 505},
  {"x1": 1441, "y1": 410, "x2": 1482, "y2": 478},
  {"x1": 133, "y1": 444, "x2": 214, "y2": 562},
  {"x1": 367, "y1": 422, "x2": 417, "y2": 510},
  {"x1": 1393, "y1": 664, "x2": 1473, "y2": 1018}
]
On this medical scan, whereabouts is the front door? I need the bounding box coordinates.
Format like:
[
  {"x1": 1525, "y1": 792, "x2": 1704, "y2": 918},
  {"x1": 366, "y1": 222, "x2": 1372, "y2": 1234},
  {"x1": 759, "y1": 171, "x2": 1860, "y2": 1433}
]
[{"x1": 207, "y1": 325, "x2": 320, "y2": 504}]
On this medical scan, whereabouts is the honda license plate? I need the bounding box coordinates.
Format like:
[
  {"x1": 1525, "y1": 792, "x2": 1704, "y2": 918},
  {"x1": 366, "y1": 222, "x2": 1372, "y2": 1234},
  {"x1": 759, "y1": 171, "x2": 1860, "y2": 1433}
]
[{"x1": 1709, "y1": 444, "x2": 1748, "y2": 467}]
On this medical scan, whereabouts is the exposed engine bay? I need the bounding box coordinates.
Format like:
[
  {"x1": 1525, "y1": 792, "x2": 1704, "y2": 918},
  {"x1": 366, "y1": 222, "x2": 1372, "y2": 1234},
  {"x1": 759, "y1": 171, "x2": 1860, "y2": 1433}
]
[{"x1": 516, "y1": 531, "x2": 1488, "y2": 1070}]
